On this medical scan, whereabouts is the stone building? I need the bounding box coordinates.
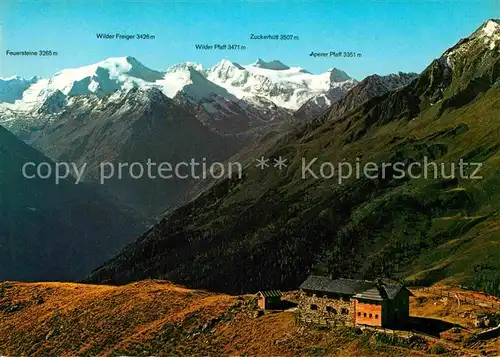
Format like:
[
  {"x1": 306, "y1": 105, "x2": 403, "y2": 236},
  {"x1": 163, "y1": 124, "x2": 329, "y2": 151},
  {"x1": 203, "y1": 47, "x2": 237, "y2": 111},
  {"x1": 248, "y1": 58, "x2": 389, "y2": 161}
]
[
  {"x1": 297, "y1": 275, "x2": 412, "y2": 328},
  {"x1": 353, "y1": 283, "x2": 411, "y2": 327}
]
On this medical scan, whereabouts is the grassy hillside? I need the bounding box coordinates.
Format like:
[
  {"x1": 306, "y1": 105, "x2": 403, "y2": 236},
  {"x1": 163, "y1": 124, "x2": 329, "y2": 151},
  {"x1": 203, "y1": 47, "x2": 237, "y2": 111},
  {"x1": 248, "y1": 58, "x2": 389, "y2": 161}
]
[{"x1": 1, "y1": 280, "x2": 497, "y2": 356}]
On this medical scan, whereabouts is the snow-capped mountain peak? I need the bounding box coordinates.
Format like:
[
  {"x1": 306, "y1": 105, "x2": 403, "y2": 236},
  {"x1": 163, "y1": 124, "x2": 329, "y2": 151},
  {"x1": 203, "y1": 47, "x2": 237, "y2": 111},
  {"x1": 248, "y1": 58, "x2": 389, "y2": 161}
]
[
  {"x1": 251, "y1": 59, "x2": 290, "y2": 70},
  {"x1": 47, "y1": 56, "x2": 163, "y2": 95},
  {"x1": 159, "y1": 62, "x2": 237, "y2": 102},
  {"x1": 206, "y1": 59, "x2": 356, "y2": 110},
  {"x1": 0, "y1": 76, "x2": 39, "y2": 103},
  {"x1": 0, "y1": 56, "x2": 357, "y2": 116},
  {"x1": 0, "y1": 75, "x2": 38, "y2": 81},
  {"x1": 328, "y1": 68, "x2": 352, "y2": 83},
  {"x1": 208, "y1": 59, "x2": 245, "y2": 81},
  {"x1": 13, "y1": 56, "x2": 165, "y2": 110},
  {"x1": 482, "y1": 19, "x2": 500, "y2": 37},
  {"x1": 214, "y1": 59, "x2": 245, "y2": 70},
  {"x1": 446, "y1": 18, "x2": 500, "y2": 59},
  {"x1": 479, "y1": 19, "x2": 500, "y2": 50},
  {"x1": 165, "y1": 62, "x2": 205, "y2": 74}
]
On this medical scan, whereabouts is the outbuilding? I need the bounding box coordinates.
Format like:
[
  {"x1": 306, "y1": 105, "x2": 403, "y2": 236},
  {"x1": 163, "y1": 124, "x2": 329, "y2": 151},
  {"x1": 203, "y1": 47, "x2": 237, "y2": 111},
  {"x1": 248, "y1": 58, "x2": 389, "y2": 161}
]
[{"x1": 256, "y1": 290, "x2": 282, "y2": 310}]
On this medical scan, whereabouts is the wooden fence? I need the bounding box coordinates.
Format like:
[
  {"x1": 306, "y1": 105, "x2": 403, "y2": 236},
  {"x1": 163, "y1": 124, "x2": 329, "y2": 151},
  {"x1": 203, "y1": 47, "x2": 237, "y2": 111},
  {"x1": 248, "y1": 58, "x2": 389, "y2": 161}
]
[
  {"x1": 413, "y1": 287, "x2": 500, "y2": 310},
  {"x1": 478, "y1": 324, "x2": 500, "y2": 340}
]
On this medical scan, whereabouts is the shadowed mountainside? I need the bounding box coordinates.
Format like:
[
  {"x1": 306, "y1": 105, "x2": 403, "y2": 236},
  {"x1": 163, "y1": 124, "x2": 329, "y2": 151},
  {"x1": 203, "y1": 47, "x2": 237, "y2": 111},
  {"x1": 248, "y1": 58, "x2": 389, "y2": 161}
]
[
  {"x1": 0, "y1": 126, "x2": 144, "y2": 281},
  {"x1": 29, "y1": 88, "x2": 241, "y2": 218}
]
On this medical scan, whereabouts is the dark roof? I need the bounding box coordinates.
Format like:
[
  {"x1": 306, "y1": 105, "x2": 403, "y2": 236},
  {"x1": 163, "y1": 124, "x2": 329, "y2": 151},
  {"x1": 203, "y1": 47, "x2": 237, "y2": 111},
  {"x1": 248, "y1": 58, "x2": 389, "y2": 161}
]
[
  {"x1": 256, "y1": 290, "x2": 282, "y2": 298},
  {"x1": 384, "y1": 285, "x2": 405, "y2": 299},
  {"x1": 300, "y1": 275, "x2": 410, "y2": 301},
  {"x1": 299, "y1": 275, "x2": 376, "y2": 295},
  {"x1": 354, "y1": 284, "x2": 408, "y2": 301}
]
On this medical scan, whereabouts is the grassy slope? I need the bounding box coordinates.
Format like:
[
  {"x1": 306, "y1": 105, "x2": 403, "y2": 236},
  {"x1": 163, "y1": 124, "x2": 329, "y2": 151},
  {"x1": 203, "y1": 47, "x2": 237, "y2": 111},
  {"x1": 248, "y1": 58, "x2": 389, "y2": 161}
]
[
  {"x1": 396, "y1": 87, "x2": 500, "y2": 290},
  {"x1": 88, "y1": 86, "x2": 500, "y2": 296},
  {"x1": 1, "y1": 281, "x2": 497, "y2": 356},
  {"x1": 0, "y1": 126, "x2": 143, "y2": 281}
]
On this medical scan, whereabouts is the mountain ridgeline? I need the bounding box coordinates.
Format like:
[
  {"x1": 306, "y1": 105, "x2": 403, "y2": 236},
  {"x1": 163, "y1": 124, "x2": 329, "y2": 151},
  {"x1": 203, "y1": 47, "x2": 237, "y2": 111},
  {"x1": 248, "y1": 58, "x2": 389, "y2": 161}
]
[
  {"x1": 0, "y1": 42, "x2": 420, "y2": 282},
  {"x1": 88, "y1": 20, "x2": 500, "y2": 297},
  {"x1": 0, "y1": 57, "x2": 361, "y2": 218}
]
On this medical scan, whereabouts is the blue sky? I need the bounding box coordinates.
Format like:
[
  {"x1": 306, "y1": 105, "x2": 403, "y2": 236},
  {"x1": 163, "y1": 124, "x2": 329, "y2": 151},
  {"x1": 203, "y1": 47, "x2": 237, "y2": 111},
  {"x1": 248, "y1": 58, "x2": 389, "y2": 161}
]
[{"x1": 1, "y1": 0, "x2": 498, "y2": 80}]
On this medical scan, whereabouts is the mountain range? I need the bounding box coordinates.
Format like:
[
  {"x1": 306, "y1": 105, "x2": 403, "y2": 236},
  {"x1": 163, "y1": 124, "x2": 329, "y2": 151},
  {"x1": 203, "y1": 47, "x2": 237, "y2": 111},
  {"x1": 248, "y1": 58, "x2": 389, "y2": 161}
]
[
  {"x1": 0, "y1": 56, "x2": 415, "y2": 219},
  {"x1": 0, "y1": 57, "x2": 356, "y2": 111},
  {"x1": 0, "y1": 56, "x2": 413, "y2": 138},
  {"x1": 1, "y1": 16, "x2": 500, "y2": 357}
]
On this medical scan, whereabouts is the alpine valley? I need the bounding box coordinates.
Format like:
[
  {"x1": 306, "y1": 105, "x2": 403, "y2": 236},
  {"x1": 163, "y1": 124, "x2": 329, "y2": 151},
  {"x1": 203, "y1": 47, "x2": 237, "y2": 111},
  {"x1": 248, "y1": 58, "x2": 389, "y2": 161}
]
[
  {"x1": 0, "y1": 16, "x2": 499, "y2": 320},
  {"x1": 0, "y1": 56, "x2": 415, "y2": 219}
]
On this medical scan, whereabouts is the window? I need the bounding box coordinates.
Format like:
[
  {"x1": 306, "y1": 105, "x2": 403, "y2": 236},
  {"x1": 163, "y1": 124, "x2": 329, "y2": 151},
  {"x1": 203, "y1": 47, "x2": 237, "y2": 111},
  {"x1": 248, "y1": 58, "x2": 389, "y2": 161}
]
[
  {"x1": 375, "y1": 314, "x2": 379, "y2": 319},
  {"x1": 369, "y1": 313, "x2": 373, "y2": 318},
  {"x1": 357, "y1": 312, "x2": 361, "y2": 317},
  {"x1": 310, "y1": 304, "x2": 318, "y2": 310},
  {"x1": 363, "y1": 312, "x2": 367, "y2": 317},
  {"x1": 341, "y1": 308, "x2": 349, "y2": 315},
  {"x1": 326, "y1": 306, "x2": 337, "y2": 314}
]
